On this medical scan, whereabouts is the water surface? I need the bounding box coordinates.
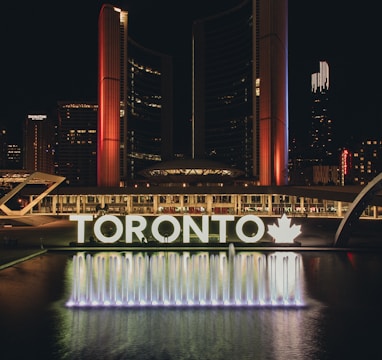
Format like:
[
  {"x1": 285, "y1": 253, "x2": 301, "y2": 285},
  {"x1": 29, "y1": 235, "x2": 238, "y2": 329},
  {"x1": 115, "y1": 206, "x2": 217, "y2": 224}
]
[{"x1": 1, "y1": 250, "x2": 381, "y2": 359}]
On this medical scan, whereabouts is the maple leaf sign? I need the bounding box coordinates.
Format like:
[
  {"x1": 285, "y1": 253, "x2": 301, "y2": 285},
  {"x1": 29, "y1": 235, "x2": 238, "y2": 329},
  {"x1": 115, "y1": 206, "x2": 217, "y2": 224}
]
[{"x1": 267, "y1": 214, "x2": 302, "y2": 244}]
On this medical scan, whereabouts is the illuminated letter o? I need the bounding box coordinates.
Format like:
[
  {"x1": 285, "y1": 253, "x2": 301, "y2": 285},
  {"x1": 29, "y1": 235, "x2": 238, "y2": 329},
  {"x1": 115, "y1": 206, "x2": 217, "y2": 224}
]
[
  {"x1": 151, "y1": 215, "x2": 180, "y2": 243},
  {"x1": 94, "y1": 215, "x2": 123, "y2": 243},
  {"x1": 236, "y1": 215, "x2": 265, "y2": 243}
]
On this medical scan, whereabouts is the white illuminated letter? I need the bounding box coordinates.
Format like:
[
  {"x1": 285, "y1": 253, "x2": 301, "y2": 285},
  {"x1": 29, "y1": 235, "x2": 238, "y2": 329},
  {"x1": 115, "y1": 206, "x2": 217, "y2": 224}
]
[
  {"x1": 235, "y1": 215, "x2": 265, "y2": 243},
  {"x1": 211, "y1": 215, "x2": 234, "y2": 243},
  {"x1": 183, "y1": 215, "x2": 209, "y2": 243},
  {"x1": 69, "y1": 214, "x2": 93, "y2": 243},
  {"x1": 94, "y1": 215, "x2": 123, "y2": 243},
  {"x1": 124, "y1": 215, "x2": 147, "y2": 243},
  {"x1": 152, "y1": 215, "x2": 180, "y2": 243}
]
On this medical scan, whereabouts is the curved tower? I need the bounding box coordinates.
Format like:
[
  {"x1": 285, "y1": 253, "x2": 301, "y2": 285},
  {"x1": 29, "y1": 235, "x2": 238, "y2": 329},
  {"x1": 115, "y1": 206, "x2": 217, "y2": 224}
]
[
  {"x1": 126, "y1": 39, "x2": 173, "y2": 182},
  {"x1": 97, "y1": 5, "x2": 173, "y2": 187},
  {"x1": 192, "y1": 0, "x2": 288, "y2": 185},
  {"x1": 98, "y1": 4, "x2": 126, "y2": 187}
]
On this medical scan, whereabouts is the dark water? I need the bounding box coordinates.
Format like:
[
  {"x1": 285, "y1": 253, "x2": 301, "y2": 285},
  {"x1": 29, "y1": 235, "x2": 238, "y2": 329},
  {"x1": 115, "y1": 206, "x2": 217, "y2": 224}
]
[{"x1": 1, "y1": 250, "x2": 382, "y2": 360}]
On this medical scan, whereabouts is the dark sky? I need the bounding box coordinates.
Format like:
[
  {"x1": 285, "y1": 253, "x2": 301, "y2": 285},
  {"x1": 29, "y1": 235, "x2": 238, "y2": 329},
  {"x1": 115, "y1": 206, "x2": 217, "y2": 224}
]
[{"x1": 2, "y1": 1, "x2": 382, "y2": 149}]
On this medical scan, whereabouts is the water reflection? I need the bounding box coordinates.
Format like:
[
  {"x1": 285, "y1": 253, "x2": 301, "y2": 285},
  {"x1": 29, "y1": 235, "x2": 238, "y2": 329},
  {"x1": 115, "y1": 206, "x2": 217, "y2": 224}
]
[
  {"x1": 55, "y1": 306, "x2": 322, "y2": 360},
  {"x1": 1, "y1": 251, "x2": 382, "y2": 359}
]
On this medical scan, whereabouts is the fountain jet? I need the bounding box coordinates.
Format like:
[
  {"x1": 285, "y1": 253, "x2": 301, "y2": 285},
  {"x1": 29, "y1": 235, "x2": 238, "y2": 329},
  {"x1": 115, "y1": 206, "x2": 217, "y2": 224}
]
[{"x1": 66, "y1": 245, "x2": 304, "y2": 307}]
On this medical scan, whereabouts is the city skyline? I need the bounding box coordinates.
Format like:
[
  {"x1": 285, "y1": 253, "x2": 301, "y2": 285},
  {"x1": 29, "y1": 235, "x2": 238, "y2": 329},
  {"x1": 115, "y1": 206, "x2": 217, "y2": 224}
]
[{"x1": 2, "y1": 1, "x2": 381, "y2": 148}]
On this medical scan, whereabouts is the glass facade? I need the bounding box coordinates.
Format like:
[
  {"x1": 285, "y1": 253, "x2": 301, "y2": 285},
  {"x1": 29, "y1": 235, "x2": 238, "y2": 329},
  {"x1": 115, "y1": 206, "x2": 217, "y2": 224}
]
[
  {"x1": 56, "y1": 102, "x2": 98, "y2": 186},
  {"x1": 126, "y1": 39, "x2": 173, "y2": 182},
  {"x1": 192, "y1": 0, "x2": 288, "y2": 185},
  {"x1": 193, "y1": 2, "x2": 253, "y2": 176}
]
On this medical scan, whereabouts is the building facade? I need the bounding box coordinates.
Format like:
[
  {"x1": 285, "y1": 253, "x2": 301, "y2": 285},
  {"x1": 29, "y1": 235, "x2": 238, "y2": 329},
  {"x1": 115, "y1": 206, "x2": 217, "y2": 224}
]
[
  {"x1": 5, "y1": 144, "x2": 22, "y2": 169},
  {"x1": 56, "y1": 101, "x2": 98, "y2": 186},
  {"x1": 98, "y1": 5, "x2": 126, "y2": 187},
  {"x1": 352, "y1": 140, "x2": 382, "y2": 185},
  {"x1": 192, "y1": 0, "x2": 289, "y2": 185},
  {"x1": 126, "y1": 39, "x2": 173, "y2": 182},
  {"x1": 23, "y1": 114, "x2": 54, "y2": 174},
  {"x1": 309, "y1": 60, "x2": 334, "y2": 164},
  {"x1": 98, "y1": 4, "x2": 173, "y2": 187},
  {"x1": 0, "y1": 129, "x2": 8, "y2": 169}
]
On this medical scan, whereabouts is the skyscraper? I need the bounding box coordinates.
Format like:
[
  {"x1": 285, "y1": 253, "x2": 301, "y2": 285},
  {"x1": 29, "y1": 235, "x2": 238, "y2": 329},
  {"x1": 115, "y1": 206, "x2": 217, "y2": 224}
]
[
  {"x1": 0, "y1": 129, "x2": 8, "y2": 169},
  {"x1": 98, "y1": 4, "x2": 173, "y2": 187},
  {"x1": 24, "y1": 114, "x2": 53, "y2": 174},
  {"x1": 98, "y1": 1, "x2": 287, "y2": 187},
  {"x1": 56, "y1": 101, "x2": 98, "y2": 186},
  {"x1": 309, "y1": 60, "x2": 334, "y2": 164},
  {"x1": 352, "y1": 140, "x2": 382, "y2": 185},
  {"x1": 126, "y1": 39, "x2": 173, "y2": 182},
  {"x1": 98, "y1": 5, "x2": 126, "y2": 187},
  {"x1": 192, "y1": 0, "x2": 289, "y2": 185}
]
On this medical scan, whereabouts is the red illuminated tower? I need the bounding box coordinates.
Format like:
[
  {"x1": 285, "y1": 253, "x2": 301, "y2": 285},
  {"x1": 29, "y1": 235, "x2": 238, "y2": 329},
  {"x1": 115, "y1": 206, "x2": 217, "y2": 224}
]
[
  {"x1": 258, "y1": 0, "x2": 288, "y2": 185},
  {"x1": 97, "y1": 5, "x2": 127, "y2": 187},
  {"x1": 97, "y1": 5, "x2": 173, "y2": 187}
]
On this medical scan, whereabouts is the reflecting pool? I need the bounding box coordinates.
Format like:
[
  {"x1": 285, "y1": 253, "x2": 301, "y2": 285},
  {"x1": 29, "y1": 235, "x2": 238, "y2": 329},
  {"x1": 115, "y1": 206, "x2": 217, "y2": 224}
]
[{"x1": 1, "y1": 249, "x2": 382, "y2": 359}]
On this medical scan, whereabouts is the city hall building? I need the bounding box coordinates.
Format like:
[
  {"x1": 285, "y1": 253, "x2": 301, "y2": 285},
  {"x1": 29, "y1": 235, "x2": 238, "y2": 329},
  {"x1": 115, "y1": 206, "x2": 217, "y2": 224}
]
[{"x1": 98, "y1": 0, "x2": 289, "y2": 188}]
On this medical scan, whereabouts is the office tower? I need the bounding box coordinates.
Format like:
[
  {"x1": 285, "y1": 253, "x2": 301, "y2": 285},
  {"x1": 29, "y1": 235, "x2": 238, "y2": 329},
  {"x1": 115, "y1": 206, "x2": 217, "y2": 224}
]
[
  {"x1": 56, "y1": 101, "x2": 98, "y2": 186},
  {"x1": 6, "y1": 144, "x2": 22, "y2": 169},
  {"x1": 192, "y1": 0, "x2": 288, "y2": 185},
  {"x1": 352, "y1": 140, "x2": 382, "y2": 185},
  {"x1": 126, "y1": 39, "x2": 173, "y2": 182},
  {"x1": 0, "y1": 130, "x2": 22, "y2": 170},
  {"x1": 309, "y1": 60, "x2": 334, "y2": 164},
  {"x1": 24, "y1": 114, "x2": 54, "y2": 174},
  {"x1": 0, "y1": 129, "x2": 7, "y2": 169},
  {"x1": 97, "y1": 4, "x2": 173, "y2": 187}
]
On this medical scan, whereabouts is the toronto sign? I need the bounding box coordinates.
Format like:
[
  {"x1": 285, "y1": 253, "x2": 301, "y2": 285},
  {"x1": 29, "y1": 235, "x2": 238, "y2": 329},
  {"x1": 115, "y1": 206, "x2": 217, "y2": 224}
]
[{"x1": 69, "y1": 214, "x2": 301, "y2": 244}]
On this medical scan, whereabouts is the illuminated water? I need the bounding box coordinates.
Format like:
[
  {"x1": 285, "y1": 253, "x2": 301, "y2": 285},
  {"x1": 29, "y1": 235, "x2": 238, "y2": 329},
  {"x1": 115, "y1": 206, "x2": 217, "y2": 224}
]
[
  {"x1": 66, "y1": 246, "x2": 304, "y2": 307},
  {"x1": 1, "y1": 250, "x2": 382, "y2": 359}
]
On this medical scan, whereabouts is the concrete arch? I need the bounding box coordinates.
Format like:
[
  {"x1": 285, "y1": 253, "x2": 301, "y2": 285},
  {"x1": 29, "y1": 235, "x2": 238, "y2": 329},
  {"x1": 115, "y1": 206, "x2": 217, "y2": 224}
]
[
  {"x1": 334, "y1": 173, "x2": 382, "y2": 247},
  {"x1": 0, "y1": 172, "x2": 65, "y2": 216}
]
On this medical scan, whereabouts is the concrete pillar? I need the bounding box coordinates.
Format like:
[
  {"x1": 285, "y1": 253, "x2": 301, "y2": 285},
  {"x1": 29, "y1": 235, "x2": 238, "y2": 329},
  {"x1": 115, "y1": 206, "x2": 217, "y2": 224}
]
[
  {"x1": 337, "y1": 202, "x2": 342, "y2": 217},
  {"x1": 236, "y1": 195, "x2": 241, "y2": 215},
  {"x1": 52, "y1": 195, "x2": 58, "y2": 215},
  {"x1": 152, "y1": 195, "x2": 158, "y2": 214},
  {"x1": 267, "y1": 195, "x2": 272, "y2": 215},
  {"x1": 76, "y1": 196, "x2": 81, "y2": 214},
  {"x1": 300, "y1": 197, "x2": 304, "y2": 214},
  {"x1": 206, "y1": 195, "x2": 213, "y2": 214}
]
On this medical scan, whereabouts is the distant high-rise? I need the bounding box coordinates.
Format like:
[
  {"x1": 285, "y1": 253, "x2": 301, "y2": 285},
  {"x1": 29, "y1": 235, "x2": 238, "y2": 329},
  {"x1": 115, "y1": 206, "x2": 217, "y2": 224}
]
[
  {"x1": 56, "y1": 101, "x2": 98, "y2": 186},
  {"x1": 98, "y1": 4, "x2": 173, "y2": 187},
  {"x1": 0, "y1": 129, "x2": 22, "y2": 170},
  {"x1": 352, "y1": 140, "x2": 382, "y2": 185},
  {"x1": 0, "y1": 129, "x2": 7, "y2": 169},
  {"x1": 192, "y1": 0, "x2": 289, "y2": 185},
  {"x1": 309, "y1": 60, "x2": 334, "y2": 164},
  {"x1": 24, "y1": 114, "x2": 53, "y2": 174},
  {"x1": 5, "y1": 144, "x2": 22, "y2": 169}
]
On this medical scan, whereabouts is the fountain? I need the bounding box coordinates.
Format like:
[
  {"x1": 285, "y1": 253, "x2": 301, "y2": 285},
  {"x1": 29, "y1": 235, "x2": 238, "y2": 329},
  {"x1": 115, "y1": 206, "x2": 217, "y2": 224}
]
[{"x1": 66, "y1": 245, "x2": 304, "y2": 307}]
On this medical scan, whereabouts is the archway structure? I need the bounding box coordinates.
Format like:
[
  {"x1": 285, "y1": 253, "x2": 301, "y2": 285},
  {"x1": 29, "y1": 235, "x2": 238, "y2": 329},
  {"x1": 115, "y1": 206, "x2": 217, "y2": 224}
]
[
  {"x1": 334, "y1": 173, "x2": 382, "y2": 247},
  {"x1": 0, "y1": 172, "x2": 65, "y2": 216}
]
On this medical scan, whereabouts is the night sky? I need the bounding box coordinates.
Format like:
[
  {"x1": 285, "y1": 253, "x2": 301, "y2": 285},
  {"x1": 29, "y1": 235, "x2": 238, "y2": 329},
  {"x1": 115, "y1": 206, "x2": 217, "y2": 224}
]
[{"x1": 2, "y1": 1, "x2": 381, "y2": 150}]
